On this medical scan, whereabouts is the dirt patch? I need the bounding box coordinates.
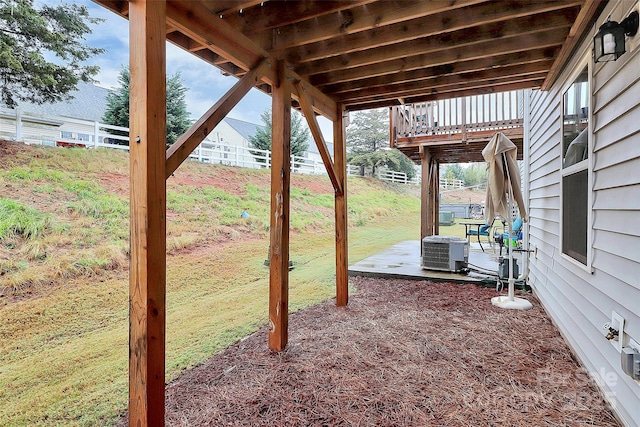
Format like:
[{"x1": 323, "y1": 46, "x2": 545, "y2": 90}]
[
  {"x1": 99, "y1": 173, "x2": 129, "y2": 197},
  {"x1": 441, "y1": 187, "x2": 486, "y2": 204},
  {"x1": 119, "y1": 277, "x2": 620, "y2": 426},
  {"x1": 0, "y1": 139, "x2": 36, "y2": 168}
]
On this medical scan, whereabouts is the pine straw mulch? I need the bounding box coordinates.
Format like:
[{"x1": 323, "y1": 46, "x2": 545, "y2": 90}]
[{"x1": 149, "y1": 277, "x2": 619, "y2": 426}]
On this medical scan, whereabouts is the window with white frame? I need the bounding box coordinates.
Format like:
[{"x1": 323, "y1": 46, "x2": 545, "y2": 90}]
[{"x1": 561, "y1": 65, "x2": 589, "y2": 265}]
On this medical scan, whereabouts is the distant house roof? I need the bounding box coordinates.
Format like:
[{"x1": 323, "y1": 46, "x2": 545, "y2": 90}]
[
  {"x1": 223, "y1": 117, "x2": 333, "y2": 155},
  {"x1": 17, "y1": 82, "x2": 110, "y2": 122},
  {"x1": 224, "y1": 117, "x2": 264, "y2": 141}
]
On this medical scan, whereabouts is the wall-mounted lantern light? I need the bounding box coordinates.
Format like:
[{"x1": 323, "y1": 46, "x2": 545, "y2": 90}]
[{"x1": 594, "y1": 11, "x2": 639, "y2": 62}]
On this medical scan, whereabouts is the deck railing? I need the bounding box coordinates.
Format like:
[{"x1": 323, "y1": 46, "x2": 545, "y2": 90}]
[{"x1": 392, "y1": 90, "x2": 525, "y2": 139}]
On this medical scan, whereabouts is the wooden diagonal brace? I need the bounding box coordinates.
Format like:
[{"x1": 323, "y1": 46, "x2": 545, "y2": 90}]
[
  {"x1": 165, "y1": 59, "x2": 270, "y2": 178},
  {"x1": 294, "y1": 81, "x2": 343, "y2": 196}
]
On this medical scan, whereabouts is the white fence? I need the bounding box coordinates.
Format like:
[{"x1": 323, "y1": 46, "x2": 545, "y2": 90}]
[{"x1": 1, "y1": 107, "x2": 425, "y2": 185}]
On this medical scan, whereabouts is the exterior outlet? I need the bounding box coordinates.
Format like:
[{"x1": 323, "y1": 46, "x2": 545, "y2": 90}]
[{"x1": 610, "y1": 311, "x2": 625, "y2": 352}]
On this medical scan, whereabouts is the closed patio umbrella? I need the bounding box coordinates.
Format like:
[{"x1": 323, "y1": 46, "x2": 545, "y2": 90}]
[{"x1": 482, "y1": 132, "x2": 532, "y2": 310}]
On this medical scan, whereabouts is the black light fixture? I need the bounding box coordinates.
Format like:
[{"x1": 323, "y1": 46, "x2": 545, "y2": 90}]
[{"x1": 594, "y1": 11, "x2": 639, "y2": 63}]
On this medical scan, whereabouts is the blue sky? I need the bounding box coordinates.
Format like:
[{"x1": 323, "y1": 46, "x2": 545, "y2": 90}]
[{"x1": 77, "y1": 0, "x2": 334, "y2": 138}]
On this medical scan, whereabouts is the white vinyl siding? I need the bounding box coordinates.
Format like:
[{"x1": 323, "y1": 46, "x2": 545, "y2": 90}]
[{"x1": 526, "y1": 1, "x2": 640, "y2": 425}]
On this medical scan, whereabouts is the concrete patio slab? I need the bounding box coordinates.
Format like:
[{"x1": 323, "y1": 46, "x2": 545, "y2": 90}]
[{"x1": 348, "y1": 239, "x2": 524, "y2": 285}]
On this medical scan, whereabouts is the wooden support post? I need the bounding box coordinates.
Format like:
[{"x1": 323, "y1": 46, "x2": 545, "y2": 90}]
[
  {"x1": 334, "y1": 106, "x2": 348, "y2": 306},
  {"x1": 420, "y1": 146, "x2": 432, "y2": 250},
  {"x1": 128, "y1": 1, "x2": 166, "y2": 426},
  {"x1": 268, "y1": 60, "x2": 291, "y2": 351},
  {"x1": 434, "y1": 160, "x2": 440, "y2": 235}
]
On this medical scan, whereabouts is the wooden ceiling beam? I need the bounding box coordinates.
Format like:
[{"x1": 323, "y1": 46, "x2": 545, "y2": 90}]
[
  {"x1": 218, "y1": 0, "x2": 375, "y2": 35},
  {"x1": 295, "y1": 11, "x2": 575, "y2": 76},
  {"x1": 203, "y1": 0, "x2": 266, "y2": 17},
  {"x1": 345, "y1": 73, "x2": 546, "y2": 107},
  {"x1": 269, "y1": 0, "x2": 488, "y2": 51},
  {"x1": 333, "y1": 62, "x2": 552, "y2": 102},
  {"x1": 166, "y1": 1, "x2": 268, "y2": 74},
  {"x1": 542, "y1": 0, "x2": 606, "y2": 90},
  {"x1": 323, "y1": 50, "x2": 557, "y2": 95},
  {"x1": 95, "y1": 0, "x2": 128, "y2": 16},
  {"x1": 310, "y1": 30, "x2": 567, "y2": 87},
  {"x1": 278, "y1": 1, "x2": 580, "y2": 63},
  {"x1": 163, "y1": 1, "x2": 336, "y2": 120}
]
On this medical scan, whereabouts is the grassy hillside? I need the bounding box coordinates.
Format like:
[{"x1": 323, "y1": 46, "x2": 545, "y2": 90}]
[{"x1": 0, "y1": 140, "x2": 423, "y2": 426}]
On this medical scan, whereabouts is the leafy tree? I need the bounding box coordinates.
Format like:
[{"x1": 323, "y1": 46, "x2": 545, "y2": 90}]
[
  {"x1": 349, "y1": 148, "x2": 416, "y2": 179},
  {"x1": 0, "y1": 0, "x2": 104, "y2": 108},
  {"x1": 249, "y1": 109, "x2": 310, "y2": 163},
  {"x1": 347, "y1": 108, "x2": 388, "y2": 156},
  {"x1": 444, "y1": 164, "x2": 464, "y2": 180},
  {"x1": 462, "y1": 163, "x2": 488, "y2": 187},
  {"x1": 346, "y1": 108, "x2": 415, "y2": 178},
  {"x1": 102, "y1": 66, "x2": 191, "y2": 146}
]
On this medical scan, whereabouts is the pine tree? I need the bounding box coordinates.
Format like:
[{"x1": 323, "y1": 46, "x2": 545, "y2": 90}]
[
  {"x1": 249, "y1": 109, "x2": 310, "y2": 163},
  {"x1": 0, "y1": 0, "x2": 104, "y2": 108},
  {"x1": 102, "y1": 66, "x2": 191, "y2": 146}
]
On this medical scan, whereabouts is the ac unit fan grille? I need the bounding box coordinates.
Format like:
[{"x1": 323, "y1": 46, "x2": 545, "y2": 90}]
[{"x1": 422, "y1": 243, "x2": 450, "y2": 270}]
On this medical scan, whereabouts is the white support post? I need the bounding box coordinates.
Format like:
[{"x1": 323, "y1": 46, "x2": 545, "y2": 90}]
[
  {"x1": 94, "y1": 121, "x2": 100, "y2": 148},
  {"x1": 16, "y1": 107, "x2": 23, "y2": 142}
]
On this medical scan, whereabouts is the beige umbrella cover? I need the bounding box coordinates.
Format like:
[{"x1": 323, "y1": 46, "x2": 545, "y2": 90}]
[{"x1": 482, "y1": 132, "x2": 527, "y2": 223}]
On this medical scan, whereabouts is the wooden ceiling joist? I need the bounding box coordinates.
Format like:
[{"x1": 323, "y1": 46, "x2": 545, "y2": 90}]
[
  {"x1": 165, "y1": 1, "x2": 267, "y2": 74},
  {"x1": 268, "y1": 0, "x2": 487, "y2": 52},
  {"x1": 216, "y1": 0, "x2": 375, "y2": 35},
  {"x1": 322, "y1": 50, "x2": 557, "y2": 96},
  {"x1": 295, "y1": 11, "x2": 575, "y2": 77},
  {"x1": 309, "y1": 30, "x2": 568, "y2": 90},
  {"x1": 277, "y1": 1, "x2": 579, "y2": 63},
  {"x1": 332, "y1": 61, "x2": 553, "y2": 102}
]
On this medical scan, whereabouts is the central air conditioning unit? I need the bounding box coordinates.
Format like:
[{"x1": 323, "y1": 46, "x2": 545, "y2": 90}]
[{"x1": 421, "y1": 236, "x2": 468, "y2": 273}]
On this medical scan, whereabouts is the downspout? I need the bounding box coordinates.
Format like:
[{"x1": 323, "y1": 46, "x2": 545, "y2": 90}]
[{"x1": 519, "y1": 89, "x2": 531, "y2": 282}]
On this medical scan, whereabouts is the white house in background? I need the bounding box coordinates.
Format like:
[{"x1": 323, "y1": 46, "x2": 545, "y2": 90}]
[
  {"x1": 0, "y1": 82, "x2": 110, "y2": 146},
  {"x1": 205, "y1": 116, "x2": 263, "y2": 149},
  {"x1": 1, "y1": 85, "x2": 329, "y2": 164},
  {"x1": 524, "y1": 1, "x2": 640, "y2": 425},
  {"x1": 202, "y1": 116, "x2": 333, "y2": 166}
]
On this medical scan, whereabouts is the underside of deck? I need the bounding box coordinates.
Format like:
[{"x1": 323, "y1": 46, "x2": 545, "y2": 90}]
[{"x1": 395, "y1": 127, "x2": 524, "y2": 164}]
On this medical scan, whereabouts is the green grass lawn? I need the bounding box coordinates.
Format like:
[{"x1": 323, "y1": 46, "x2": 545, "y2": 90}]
[{"x1": 0, "y1": 143, "x2": 422, "y2": 426}]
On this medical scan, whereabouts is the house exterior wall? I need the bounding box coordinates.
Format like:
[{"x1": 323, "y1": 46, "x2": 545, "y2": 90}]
[
  {"x1": 526, "y1": 1, "x2": 640, "y2": 425},
  {"x1": 205, "y1": 120, "x2": 252, "y2": 149}
]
